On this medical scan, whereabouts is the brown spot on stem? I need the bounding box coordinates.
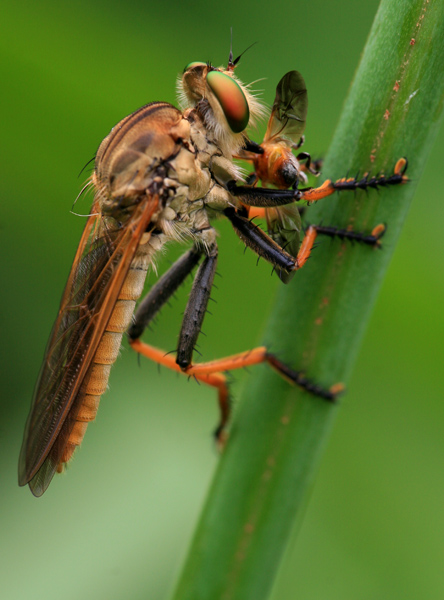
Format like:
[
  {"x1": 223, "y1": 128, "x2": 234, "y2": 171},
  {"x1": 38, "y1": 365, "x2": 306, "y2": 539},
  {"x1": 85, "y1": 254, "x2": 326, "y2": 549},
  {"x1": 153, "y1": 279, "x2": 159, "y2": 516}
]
[{"x1": 244, "y1": 523, "x2": 254, "y2": 534}]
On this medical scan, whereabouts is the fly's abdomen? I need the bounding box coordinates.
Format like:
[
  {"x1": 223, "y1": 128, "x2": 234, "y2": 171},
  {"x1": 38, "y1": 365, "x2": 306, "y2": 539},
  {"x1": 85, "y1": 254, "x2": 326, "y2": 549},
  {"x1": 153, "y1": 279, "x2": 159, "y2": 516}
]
[{"x1": 58, "y1": 265, "x2": 148, "y2": 469}]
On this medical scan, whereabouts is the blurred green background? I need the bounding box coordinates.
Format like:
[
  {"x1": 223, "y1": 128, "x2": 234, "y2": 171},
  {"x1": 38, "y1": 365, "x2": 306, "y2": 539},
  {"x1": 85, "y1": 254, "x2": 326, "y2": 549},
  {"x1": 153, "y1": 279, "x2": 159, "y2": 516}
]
[{"x1": 1, "y1": 0, "x2": 443, "y2": 598}]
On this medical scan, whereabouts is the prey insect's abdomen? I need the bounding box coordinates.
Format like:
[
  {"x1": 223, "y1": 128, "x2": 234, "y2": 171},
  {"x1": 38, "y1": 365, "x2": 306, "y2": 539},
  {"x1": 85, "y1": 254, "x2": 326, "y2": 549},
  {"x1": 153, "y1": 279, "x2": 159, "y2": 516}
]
[{"x1": 58, "y1": 264, "x2": 149, "y2": 470}]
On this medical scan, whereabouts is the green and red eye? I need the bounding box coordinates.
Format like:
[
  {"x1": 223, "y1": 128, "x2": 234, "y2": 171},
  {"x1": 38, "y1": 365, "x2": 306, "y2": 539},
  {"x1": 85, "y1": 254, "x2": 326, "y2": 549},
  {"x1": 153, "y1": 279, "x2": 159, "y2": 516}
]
[{"x1": 206, "y1": 71, "x2": 249, "y2": 133}]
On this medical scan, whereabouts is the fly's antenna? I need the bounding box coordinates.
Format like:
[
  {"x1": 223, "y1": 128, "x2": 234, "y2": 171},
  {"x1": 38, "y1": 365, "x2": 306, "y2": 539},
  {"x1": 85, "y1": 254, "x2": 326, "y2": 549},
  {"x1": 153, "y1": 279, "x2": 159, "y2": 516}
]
[
  {"x1": 227, "y1": 28, "x2": 234, "y2": 70},
  {"x1": 227, "y1": 29, "x2": 258, "y2": 72}
]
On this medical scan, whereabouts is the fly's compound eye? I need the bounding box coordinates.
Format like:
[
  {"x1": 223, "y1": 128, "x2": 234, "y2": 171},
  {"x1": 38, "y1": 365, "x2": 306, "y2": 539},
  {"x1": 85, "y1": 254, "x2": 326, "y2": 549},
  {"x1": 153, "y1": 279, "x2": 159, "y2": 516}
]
[{"x1": 206, "y1": 70, "x2": 249, "y2": 133}]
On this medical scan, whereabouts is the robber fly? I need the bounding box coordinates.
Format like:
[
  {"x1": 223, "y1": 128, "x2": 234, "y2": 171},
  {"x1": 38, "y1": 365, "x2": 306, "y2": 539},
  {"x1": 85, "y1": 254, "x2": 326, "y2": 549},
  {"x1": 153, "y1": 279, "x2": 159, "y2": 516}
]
[{"x1": 19, "y1": 49, "x2": 408, "y2": 496}]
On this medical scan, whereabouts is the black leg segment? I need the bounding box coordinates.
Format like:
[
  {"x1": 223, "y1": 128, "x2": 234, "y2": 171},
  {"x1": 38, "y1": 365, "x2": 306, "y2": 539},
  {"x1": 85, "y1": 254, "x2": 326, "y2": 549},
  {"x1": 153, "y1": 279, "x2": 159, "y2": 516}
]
[
  {"x1": 226, "y1": 180, "x2": 297, "y2": 207},
  {"x1": 224, "y1": 208, "x2": 295, "y2": 273},
  {"x1": 128, "y1": 245, "x2": 203, "y2": 341},
  {"x1": 176, "y1": 248, "x2": 218, "y2": 369},
  {"x1": 314, "y1": 224, "x2": 385, "y2": 246},
  {"x1": 267, "y1": 354, "x2": 339, "y2": 401},
  {"x1": 242, "y1": 139, "x2": 265, "y2": 154}
]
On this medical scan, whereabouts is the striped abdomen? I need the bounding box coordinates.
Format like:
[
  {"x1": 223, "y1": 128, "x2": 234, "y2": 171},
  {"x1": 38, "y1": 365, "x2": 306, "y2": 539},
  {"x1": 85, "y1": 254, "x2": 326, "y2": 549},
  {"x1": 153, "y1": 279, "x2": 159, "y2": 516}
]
[{"x1": 57, "y1": 264, "x2": 148, "y2": 470}]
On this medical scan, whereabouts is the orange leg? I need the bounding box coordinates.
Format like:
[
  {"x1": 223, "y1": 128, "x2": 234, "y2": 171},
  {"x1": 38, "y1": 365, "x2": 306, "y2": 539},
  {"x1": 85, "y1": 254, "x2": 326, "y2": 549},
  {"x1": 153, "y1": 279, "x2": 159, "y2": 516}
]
[
  {"x1": 130, "y1": 339, "x2": 230, "y2": 444},
  {"x1": 242, "y1": 159, "x2": 408, "y2": 221},
  {"x1": 295, "y1": 225, "x2": 317, "y2": 269},
  {"x1": 129, "y1": 339, "x2": 342, "y2": 444},
  {"x1": 299, "y1": 158, "x2": 408, "y2": 204},
  {"x1": 246, "y1": 206, "x2": 267, "y2": 220},
  {"x1": 294, "y1": 222, "x2": 387, "y2": 269}
]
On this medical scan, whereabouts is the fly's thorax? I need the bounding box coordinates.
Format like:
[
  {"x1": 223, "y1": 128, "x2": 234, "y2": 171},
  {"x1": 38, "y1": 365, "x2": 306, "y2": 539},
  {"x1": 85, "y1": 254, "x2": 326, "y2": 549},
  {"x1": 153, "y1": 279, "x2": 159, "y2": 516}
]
[
  {"x1": 167, "y1": 144, "x2": 212, "y2": 202},
  {"x1": 169, "y1": 110, "x2": 241, "y2": 214},
  {"x1": 89, "y1": 88, "x2": 241, "y2": 262},
  {"x1": 185, "y1": 108, "x2": 244, "y2": 181},
  {"x1": 203, "y1": 184, "x2": 233, "y2": 213},
  {"x1": 165, "y1": 122, "x2": 238, "y2": 213},
  {"x1": 94, "y1": 102, "x2": 191, "y2": 207}
]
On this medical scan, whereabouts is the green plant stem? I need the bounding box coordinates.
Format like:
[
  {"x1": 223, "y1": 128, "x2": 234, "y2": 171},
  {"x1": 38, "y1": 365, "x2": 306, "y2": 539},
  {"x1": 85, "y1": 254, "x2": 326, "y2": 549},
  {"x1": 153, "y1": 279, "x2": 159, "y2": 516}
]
[{"x1": 171, "y1": 1, "x2": 444, "y2": 599}]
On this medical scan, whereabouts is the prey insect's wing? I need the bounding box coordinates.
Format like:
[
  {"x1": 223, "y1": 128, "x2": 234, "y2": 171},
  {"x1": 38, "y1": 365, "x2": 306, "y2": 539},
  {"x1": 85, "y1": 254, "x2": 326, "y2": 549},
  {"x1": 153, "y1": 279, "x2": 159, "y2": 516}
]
[
  {"x1": 264, "y1": 71, "x2": 308, "y2": 144},
  {"x1": 266, "y1": 203, "x2": 302, "y2": 283},
  {"x1": 18, "y1": 194, "x2": 159, "y2": 496}
]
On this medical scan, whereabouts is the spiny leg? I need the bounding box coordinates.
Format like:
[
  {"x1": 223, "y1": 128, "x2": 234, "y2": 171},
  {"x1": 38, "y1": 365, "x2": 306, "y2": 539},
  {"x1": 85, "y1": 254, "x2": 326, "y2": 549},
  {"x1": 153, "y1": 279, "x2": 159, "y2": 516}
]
[
  {"x1": 128, "y1": 245, "x2": 203, "y2": 340},
  {"x1": 295, "y1": 151, "x2": 321, "y2": 176},
  {"x1": 128, "y1": 243, "x2": 233, "y2": 440},
  {"x1": 227, "y1": 157, "x2": 408, "y2": 207},
  {"x1": 129, "y1": 339, "x2": 231, "y2": 444},
  {"x1": 299, "y1": 157, "x2": 408, "y2": 203},
  {"x1": 294, "y1": 223, "x2": 387, "y2": 270},
  {"x1": 129, "y1": 153, "x2": 407, "y2": 438},
  {"x1": 129, "y1": 241, "x2": 340, "y2": 443},
  {"x1": 185, "y1": 349, "x2": 342, "y2": 401},
  {"x1": 299, "y1": 155, "x2": 323, "y2": 176},
  {"x1": 130, "y1": 340, "x2": 343, "y2": 444},
  {"x1": 224, "y1": 207, "x2": 387, "y2": 277},
  {"x1": 176, "y1": 248, "x2": 218, "y2": 368}
]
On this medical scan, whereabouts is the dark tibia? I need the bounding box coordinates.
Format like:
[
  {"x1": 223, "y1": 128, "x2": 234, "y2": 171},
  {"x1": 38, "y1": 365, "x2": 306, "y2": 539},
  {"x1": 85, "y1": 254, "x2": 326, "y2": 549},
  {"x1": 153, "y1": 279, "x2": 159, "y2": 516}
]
[
  {"x1": 128, "y1": 246, "x2": 203, "y2": 340},
  {"x1": 227, "y1": 180, "x2": 296, "y2": 207},
  {"x1": 267, "y1": 354, "x2": 339, "y2": 401},
  {"x1": 176, "y1": 250, "x2": 218, "y2": 368},
  {"x1": 224, "y1": 208, "x2": 295, "y2": 272},
  {"x1": 332, "y1": 170, "x2": 407, "y2": 192},
  {"x1": 314, "y1": 224, "x2": 384, "y2": 245},
  {"x1": 296, "y1": 151, "x2": 320, "y2": 176}
]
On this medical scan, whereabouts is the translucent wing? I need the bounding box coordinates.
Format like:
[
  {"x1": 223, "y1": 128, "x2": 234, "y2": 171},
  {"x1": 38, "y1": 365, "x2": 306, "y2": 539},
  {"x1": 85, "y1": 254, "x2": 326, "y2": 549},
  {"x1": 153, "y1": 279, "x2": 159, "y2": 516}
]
[
  {"x1": 18, "y1": 195, "x2": 159, "y2": 496},
  {"x1": 264, "y1": 71, "x2": 308, "y2": 144},
  {"x1": 265, "y1": 203, "x2": 302, "y2": 283}
]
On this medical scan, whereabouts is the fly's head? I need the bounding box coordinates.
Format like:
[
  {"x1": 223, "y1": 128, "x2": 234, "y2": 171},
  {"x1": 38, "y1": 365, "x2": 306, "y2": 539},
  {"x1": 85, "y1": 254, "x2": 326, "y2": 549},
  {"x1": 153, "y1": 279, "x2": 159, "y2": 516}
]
[{"x1": 178, "y1": 59, "x2": 265, "y2": 156}]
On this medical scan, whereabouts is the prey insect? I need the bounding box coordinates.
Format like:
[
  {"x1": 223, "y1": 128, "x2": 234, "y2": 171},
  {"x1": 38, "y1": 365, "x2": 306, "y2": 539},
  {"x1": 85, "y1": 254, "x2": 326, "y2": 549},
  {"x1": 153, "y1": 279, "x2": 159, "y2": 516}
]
[
  {"x1": 19, "y1": 50, "x2": 408, "y2": 497},
  {"x1": 237, "y1": 70, "x2": 408, "y2": 281}
]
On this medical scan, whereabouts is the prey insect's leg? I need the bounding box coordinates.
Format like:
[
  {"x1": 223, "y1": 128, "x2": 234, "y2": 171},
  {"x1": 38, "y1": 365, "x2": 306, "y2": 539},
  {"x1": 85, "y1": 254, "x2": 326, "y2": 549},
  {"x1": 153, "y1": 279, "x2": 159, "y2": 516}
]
[
  {"x1": 302, "y1": 157, "x2": 323, "y2": 174},
  {"x1": 295, "y1": 152, "x2": 320, "y2": 176}
]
